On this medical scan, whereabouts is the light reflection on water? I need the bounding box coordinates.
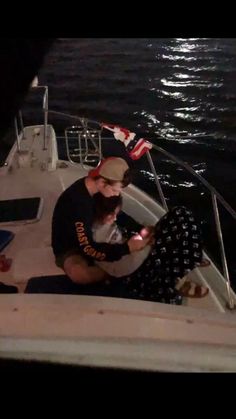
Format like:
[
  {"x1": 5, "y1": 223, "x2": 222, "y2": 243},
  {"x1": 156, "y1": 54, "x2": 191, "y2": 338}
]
[
  {"x1": 174, "y1": 73, "x2": 198, "y2": 79},
  {"x1": 173, "y1": 65, "x2": 218, "y2": 72},
  {"x1": 162, "y1": 91, "x2": 185, "y2": 98},
  {"x1": 179, "y1": 182, "x2": 196, "y2": 188},
  {"x1": 135, "y1": 38, "x2": 236, "y2": 144},
  {"x1": 140, "y1": 170, "x2": 198, "y2": 189},
  {"x1": 135, "y1": 38, "x2": 236, "y2": 143},
  {"x1": 173, "y1": 112, "x2": 214, "y2": 123},
  {"x1": 174, "y1": 107, "x2": 200, "y2": 111},
  {"x1": 161, "y1": 78, "x2": 223, "y2": 88},
  {"x1": 175, "y1": 38, "x2": 207, "y2": 41},
  {"x1": 172, "y1": 138, "x2": 196, "y2": 144},
  {"x1": 162, "y1": 54, "x2": 198, "y2": 61}
]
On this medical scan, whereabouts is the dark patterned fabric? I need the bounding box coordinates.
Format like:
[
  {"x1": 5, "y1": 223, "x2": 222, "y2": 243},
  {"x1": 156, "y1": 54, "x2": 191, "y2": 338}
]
[{"x1": 118, "y1": 206, "x2": 203, "y2": 305}]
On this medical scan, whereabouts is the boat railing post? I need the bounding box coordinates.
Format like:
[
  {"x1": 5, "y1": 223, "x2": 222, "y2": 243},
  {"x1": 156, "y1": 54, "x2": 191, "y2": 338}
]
[
  {"x1": 43, "y1": 86, "x2": 48, "y2": 150},
  {"x1": 211, "y1": 192, "x2": 235, "y2": 310},
  {"x1": 65, "y1": 126, "x2": 83, "y2": 165},
  {"x1": 79, "y1": 118, "x2": 102, "y2": 165},
  {"x1": 78, "y1": 132, "x2": 83, "y2": 165},
  {"x1": 18, "y1": 110, "x2": 25, "y2": 139},
  {"x1": 14, "y1": 117, "x2": 21, "y2": 152},
  {"x1": 98, "y1": 130, "x2": 102, "y2": 161},
  {"x1": 64, "y1": 128, "x2": 71, "y2": 163},
  {"x1": 146, "y1": 150, "x2": 168, "y2": 212}
]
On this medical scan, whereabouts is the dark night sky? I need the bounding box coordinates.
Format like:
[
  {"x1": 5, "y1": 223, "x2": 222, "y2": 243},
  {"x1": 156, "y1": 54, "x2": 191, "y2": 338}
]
[{"x1": 0, "y1": 38, "x2": 55, "y2": 137}]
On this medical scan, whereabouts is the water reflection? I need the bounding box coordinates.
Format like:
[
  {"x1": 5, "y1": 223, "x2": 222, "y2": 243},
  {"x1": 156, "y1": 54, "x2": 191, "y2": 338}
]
[
  {"x1": 173, "y1": 65, "x2": 217, "y2": 72},
  {"x1": 137, "y1": 39, "x2": 235, "y2": 144},
  {"x1": 162, "y1": 54, "x2": 198, "y2": 61},
  {"x1": 174, "y1": 73, "x2": 197, "y2": 79},
  {"x1": 169, "y1": 45, "x2": 200, "y2": 53},
  {"x1": 173, "y1": 138, "x2": 196, "y2": 144},
  {"x1": 192, "y1": 163, "x2": 207, "y2": 174},
  {"x1": 173, "y1": 112, "x2": 204, "y2": 122},
  {"x1": 161, "y1": 78, "x2": 223, "y2": 88},
  {"x1": 139, "y1": 170, "x2": 198, "y2": 189},
  {"x1": 162, "y1": 91, "x2": 185, "y2": 98},
  {"x1": 139, "y1": 110, "x2": 160, "y2": 126},
  {"x1": 179, "y1": 181, "x2": 196, "y2": 188},
  {"x1": 175, "y1": 38, "x2": 206, "y2": 41},
  {"x1": 174, "y1": 107, "x2": 200, "y2": 111},
  {"x1": 140, "y1": 170, "x2": 178, "y2": 188}
]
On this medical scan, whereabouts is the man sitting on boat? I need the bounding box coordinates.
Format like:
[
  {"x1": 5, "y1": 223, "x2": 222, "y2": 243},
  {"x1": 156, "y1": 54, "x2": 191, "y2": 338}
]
[{"x1": 51, "y1": 157, "x2": 151, "y2": 285}]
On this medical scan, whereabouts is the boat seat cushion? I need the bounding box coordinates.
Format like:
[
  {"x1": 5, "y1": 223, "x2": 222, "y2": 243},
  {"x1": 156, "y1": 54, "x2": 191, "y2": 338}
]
[
  {"x1": 25, "y1": 274, "x2": 126, "y2": 297},
  {"x1": 0, "y1": 229, "x2": 14, "y2": 252}
]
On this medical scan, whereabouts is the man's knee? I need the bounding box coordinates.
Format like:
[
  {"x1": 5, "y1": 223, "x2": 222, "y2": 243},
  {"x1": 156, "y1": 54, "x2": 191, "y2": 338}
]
[
  {"x1": 64, "y1": 257, "x2": 107, "y2": 284},
  {"x1": 68, "y1": 264, "x2": 91, "y2": 284},
  {"x1": 63, "y1": 254, "x2": 88, "y2": 283}
]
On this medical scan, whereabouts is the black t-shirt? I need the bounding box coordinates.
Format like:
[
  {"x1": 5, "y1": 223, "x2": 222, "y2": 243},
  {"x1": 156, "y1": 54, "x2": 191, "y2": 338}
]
[{"x1": 51, "y1": 177, "x2": 130, "y2": 262}]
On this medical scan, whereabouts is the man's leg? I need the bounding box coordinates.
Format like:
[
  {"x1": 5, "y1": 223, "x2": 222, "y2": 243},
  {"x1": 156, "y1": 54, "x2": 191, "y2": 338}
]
[{"x1": 63, "y1": 254, "x2": 109, "y2": 285}]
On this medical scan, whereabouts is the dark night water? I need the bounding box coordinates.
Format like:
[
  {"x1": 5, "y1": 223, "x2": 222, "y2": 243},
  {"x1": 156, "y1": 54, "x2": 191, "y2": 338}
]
[{"x1": 23, "y1": 38, "x2": 236, "y2": 288}]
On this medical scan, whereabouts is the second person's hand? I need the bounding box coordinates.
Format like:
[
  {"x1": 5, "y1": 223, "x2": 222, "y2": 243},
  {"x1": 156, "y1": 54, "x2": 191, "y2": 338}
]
[{"x1": 127, "y1": 235, "x2": 150, "y2": 253}]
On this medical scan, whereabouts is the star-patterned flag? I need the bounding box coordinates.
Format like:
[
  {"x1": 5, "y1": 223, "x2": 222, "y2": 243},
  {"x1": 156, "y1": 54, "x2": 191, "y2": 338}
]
[{"x1": 101, "y1": 123, "x2": 152, "y2": 160}]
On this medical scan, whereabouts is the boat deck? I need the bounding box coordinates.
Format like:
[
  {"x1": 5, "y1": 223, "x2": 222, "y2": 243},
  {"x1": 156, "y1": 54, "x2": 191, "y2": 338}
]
[{"x1": 0, "y1": 125, "x2": 234, "y2": 313}]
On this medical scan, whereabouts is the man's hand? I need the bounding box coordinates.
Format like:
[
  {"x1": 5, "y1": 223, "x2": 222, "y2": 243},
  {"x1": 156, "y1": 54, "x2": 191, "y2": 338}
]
[
  {"x1": 127, "y1": 235, "x2": 150, "y2": 253},
  {"x1": 139, "y1": 226, "x2": 155, "y2": 244}
]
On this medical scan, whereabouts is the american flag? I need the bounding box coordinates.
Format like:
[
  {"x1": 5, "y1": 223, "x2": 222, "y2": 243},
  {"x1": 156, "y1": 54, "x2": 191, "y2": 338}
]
[{"x1": 101, "y1": 123, "x2": 152, "y2": 160}]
